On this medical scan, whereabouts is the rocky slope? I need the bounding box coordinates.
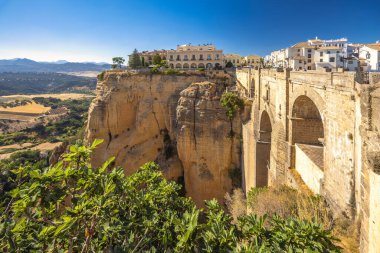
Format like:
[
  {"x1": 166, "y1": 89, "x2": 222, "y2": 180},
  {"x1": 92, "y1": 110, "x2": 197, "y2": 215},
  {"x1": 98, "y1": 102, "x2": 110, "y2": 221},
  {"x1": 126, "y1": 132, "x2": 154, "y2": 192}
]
[{"x1": 86, "y1": 70, "x2": 242, "y2": 205}]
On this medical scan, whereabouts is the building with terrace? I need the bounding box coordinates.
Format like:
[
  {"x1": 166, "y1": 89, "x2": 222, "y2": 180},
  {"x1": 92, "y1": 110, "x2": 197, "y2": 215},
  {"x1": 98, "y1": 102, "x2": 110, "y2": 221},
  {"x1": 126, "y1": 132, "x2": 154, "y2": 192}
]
[{"x1": 166, "y1": 44, "x2": 223, "y2": 69}]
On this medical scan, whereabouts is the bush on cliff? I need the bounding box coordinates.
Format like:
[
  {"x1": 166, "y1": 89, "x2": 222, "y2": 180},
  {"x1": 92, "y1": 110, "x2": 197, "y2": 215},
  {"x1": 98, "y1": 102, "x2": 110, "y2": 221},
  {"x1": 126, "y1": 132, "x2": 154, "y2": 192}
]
[
  {"x1": 0, "y1": 140, "x2": 341, "y2": 252},
  {"x1": 220, "y1": 91, "x2": 244, "y2": 121}
]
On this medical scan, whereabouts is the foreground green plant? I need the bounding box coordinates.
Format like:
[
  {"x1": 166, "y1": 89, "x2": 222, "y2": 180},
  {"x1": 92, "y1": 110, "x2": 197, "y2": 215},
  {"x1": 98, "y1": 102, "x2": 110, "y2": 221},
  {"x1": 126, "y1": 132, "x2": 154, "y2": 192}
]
[{"x1": 0, "y1": 140, "x2": 341, "y2": 252}]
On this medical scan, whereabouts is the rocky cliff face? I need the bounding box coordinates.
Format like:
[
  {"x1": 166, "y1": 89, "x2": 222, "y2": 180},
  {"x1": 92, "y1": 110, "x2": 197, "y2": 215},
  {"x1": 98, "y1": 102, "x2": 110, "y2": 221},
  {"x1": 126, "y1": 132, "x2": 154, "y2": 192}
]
[
  {"x1": 86, "y1": 71, "x2": 241, "y2": 205},
  {"x1": 176, "y1": 82, "x2": 242, "y2": 204}
]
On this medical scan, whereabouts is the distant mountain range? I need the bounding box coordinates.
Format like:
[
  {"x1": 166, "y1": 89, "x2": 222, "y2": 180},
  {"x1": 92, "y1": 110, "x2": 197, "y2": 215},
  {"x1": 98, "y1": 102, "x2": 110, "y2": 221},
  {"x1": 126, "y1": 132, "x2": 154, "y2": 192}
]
[{"x1": 0, "y1": 58, "x2": 111, "y2": 73}]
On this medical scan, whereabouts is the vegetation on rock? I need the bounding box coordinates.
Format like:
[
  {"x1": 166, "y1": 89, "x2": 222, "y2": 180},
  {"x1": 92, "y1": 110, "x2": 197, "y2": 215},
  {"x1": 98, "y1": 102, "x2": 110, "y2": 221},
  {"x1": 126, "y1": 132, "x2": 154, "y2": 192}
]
[
  {"x1": 220, "y1": 91, "x2": 244, "y2": 121},
  {"x1": 0, "y1": 140, "x2": 341, "y2": 252}
]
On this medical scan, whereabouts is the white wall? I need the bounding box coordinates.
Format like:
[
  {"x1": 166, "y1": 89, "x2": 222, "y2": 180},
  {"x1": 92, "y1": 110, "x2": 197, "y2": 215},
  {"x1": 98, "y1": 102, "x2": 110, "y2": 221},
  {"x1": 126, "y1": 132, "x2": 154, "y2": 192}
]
[{"x1": 295, "y1": 144, "x2": 324, "y2": 194}]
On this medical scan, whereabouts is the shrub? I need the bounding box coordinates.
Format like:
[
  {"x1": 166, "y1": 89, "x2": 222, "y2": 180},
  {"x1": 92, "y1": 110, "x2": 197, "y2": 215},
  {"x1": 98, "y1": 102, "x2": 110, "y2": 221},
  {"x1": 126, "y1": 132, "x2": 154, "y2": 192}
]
[
  {"x1": 220, "y1": 92, "x2": 244, "y2": 121},
  {"x1": 97, "y1": 71, "x2": 105, "y2": 81},
  {"x1": 0, "y1": 141, "x2": 341, "y2": 252}
]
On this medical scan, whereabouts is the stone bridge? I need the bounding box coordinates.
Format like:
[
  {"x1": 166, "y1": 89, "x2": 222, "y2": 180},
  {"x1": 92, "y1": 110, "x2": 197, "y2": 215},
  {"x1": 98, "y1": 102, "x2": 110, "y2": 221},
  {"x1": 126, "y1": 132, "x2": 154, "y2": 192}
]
[{"x1": 236, "y1": 68, "x2": 380, "y2": 253}]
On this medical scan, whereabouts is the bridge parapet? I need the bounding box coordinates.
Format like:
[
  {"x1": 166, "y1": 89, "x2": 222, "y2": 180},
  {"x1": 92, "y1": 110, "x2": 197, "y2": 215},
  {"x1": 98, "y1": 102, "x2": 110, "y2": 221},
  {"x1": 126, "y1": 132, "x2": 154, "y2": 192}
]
[{"x1": 289, "y1": 71, "x2": 356, "y2": 89}]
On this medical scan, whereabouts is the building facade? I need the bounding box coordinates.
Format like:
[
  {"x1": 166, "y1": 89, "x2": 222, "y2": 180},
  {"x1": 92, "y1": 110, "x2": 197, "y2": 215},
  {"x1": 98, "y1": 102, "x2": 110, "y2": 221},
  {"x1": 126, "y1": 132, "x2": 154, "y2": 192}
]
[
  {"x1": 224, "y1": 54, "x2": 243, "y2": 67},
  {"x1": 244, "y1": 55, "x2": 261, "y2": 68},
  {"x1": 266, "y1": 38, "x2": 359, "y2": 71},
  {"x1": 359, "y1": 43, "x2": 380, "y2": 71},
  {"x1": 166, "y1": 44, "x2": 223, "y2": 69},
  {"x1": 139, "y1": 50, "x2": 167, "y2": 66}
]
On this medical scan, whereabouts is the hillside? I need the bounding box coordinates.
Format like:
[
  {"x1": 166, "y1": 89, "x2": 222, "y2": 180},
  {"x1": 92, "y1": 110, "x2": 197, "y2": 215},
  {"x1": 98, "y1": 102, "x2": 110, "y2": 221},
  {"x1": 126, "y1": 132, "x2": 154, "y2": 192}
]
[
  {"x1": 0, "y1": 58, "x2": 111, "y2": 73},
  {"x1": 0, "y1": 72, "x2": 97, "y2": 95}
]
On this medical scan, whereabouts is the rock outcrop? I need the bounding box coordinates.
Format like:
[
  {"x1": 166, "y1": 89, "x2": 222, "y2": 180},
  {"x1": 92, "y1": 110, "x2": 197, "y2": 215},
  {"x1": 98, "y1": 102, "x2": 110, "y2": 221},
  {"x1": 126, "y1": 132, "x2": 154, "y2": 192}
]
[
  {"x1": 176, "y1": 82, "x2": 242, "y2": 204},
  {"x1": 86, "y1": 70, "x2": 241, "y2": 206}
]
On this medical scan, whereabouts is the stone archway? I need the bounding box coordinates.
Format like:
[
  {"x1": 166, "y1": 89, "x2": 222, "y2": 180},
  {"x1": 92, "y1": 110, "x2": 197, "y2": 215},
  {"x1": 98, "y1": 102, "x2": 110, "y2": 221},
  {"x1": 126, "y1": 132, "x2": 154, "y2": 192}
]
[
  {"x1": 191, "y1": 63, "x2": 197, "y2": 69},
  {"x1": 256, "y1": 110, "x2": 272, "y2": 187},
  {"x1": 291, "y1": 95, "x2": 324, "y2": 146},
  {"x1": 198, "y1": 63, "x2": 205, "y2": 69},
  {"x1": 290, "y1": 95, "x2": 325, "y2": 193},
  {"x1": 206, "y1": 63, "x2": 213, "y2": 69},
  {"x1": 175, "y1": 63, "x2": 182, "y2": 69},
  {"x1": 183, "y1": 63, "x2": 189, "y2": 69}
]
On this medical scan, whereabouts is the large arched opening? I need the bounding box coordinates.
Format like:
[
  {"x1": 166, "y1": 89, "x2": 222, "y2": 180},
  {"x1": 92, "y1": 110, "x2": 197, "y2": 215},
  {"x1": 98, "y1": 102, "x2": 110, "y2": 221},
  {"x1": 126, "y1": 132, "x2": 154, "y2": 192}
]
[
  {"x1": 183, "y1": 63, "x2": 189, "y2": 69},
  {"x1": 175, "y1": 63, "x2": 182, "y2": 69},
  {"x1": 291, "y1": 95, "x2": 324, "y2": 146},
  {"x1": 190, "y1": 63, "x2": 197, "y2": 69},
  {"x1": 198, "y1": 63, "x2": 205, "y2": 69},
  {"x1": 290, "y1": 95, "x2": 325, "y2": 193},
  {"x1": 255, "y1": 111, "x2": 272, "y2": 187}
]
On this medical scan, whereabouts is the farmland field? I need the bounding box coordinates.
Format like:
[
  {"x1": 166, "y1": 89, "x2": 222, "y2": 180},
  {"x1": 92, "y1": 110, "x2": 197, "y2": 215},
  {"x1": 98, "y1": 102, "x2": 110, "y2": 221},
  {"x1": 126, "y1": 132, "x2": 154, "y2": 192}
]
[{"x1": 0, "y1": 93, "x2": 94, "y2": 102}]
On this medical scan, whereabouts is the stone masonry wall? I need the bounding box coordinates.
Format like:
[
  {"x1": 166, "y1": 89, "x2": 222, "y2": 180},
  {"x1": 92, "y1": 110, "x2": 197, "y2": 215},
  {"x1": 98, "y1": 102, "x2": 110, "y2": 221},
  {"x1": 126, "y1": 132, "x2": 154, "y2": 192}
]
[{"x1": 237, "y1": 68, "x2": 379, "y2": 253}]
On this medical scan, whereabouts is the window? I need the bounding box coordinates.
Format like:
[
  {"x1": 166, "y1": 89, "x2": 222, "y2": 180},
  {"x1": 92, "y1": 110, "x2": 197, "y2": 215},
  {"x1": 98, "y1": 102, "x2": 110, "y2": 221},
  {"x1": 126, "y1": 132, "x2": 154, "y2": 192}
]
[
  {"x1": 327, "y1": 51, "x2": 330, "y2": 54},
  {"x1": 299, "y1": 60, "x2": 302, "y2": 63},
  {"x1": 308, "y1": 49, "x2": 311, "y2": 52},
  {"x1": 307, "y1": 66, "x2": 311, "y2": 70},
  {"x1": 337, "y1": 51, "x2": 340, "y2": 53},
  {"x1": 184, "y1": 55, "x2": 188, "y2": 60},
  {"x1": 329, "y1": 57, "x2": 335, "y2": 62},
  {"x1": 320, "y1": 52, "x2": 323, "y2": 57},
  {"x1": 320, "y1": 59, "x2": 323, "y2": 62},
  {"x1": 308, "y1": 59, "x2": 311, "y2": 63},
  {"x1": 215, "y1": 54, "x2": 219, "y2": 60},
  {"x1": 308, "y1": 54, "x2": 311, "y2": 58},
  {"x1": 192, "y1": 55, "x2": 196, "y2": 60},
  {"x1": 199, "y1": 54, "x2": 203, "y2": 60},
  {"x1": 199, "y1": 48, "x2": 203, "y2": 51},
  {"x1": 233, "y1": 60, "x2": 235, "y2": 63},
  {"x1": 237, "y1": 59, "x2": 239, "y2": 63},
  {"x1": 298, "y1": 49, "x2": 300, "y2": 52},
  {"x1": 207, "y1": 54, "x2": 211, "y2": 60},
  {"x1": 170, "y1": 55, "x2": 173, "y2": 60},
  {"x1": 176, "y1": 55, "x2": 181, "y2": 61}
]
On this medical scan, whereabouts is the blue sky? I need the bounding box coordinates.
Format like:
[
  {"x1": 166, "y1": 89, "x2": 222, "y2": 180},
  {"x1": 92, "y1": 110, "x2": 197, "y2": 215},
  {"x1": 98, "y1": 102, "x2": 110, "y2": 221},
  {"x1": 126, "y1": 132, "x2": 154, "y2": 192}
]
[{"x1": 0, "y1": 0, "x2": 379, "y2": 63}]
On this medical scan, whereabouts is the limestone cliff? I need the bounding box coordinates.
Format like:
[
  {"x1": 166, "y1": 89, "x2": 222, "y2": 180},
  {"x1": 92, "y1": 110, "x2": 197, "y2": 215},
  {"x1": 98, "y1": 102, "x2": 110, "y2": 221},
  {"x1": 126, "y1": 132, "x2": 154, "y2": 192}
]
[
  {"x1": 86, "y1": 70, "x2": 241, "y2": 205},
  {"x1": 176, "y1": 82, "x2": 242, "y2": 204}
]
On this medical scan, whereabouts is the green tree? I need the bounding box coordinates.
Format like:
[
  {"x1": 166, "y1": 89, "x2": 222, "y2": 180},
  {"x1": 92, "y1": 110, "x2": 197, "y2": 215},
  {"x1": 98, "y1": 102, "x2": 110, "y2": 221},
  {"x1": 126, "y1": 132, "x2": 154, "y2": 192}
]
[
  {"x1": 111, "y1": 57, "x2": 125, "y2": 69},
  {"x1": 128, "y1": 49, "x2": 142, "y2": 69},
  {"x1": 153, "y1": 54, "x2": 162, "y2": 65},
  {"x1": 226, "y1": 61, "x2": 234, "y2": 68}
]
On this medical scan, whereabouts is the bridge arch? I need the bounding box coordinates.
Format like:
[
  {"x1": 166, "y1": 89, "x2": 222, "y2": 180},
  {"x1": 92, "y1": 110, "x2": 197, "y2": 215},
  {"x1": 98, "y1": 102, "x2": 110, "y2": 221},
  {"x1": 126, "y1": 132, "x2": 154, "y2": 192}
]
[
  {"x1": 291, "y1": 95, "x2": 324, "y2": 145},
  {"x1": 255, "y1": 110, "x2": 272, "y2": 187},
  {"x1": 290, "y1": 95, "x2": 325, "y2": 174}
]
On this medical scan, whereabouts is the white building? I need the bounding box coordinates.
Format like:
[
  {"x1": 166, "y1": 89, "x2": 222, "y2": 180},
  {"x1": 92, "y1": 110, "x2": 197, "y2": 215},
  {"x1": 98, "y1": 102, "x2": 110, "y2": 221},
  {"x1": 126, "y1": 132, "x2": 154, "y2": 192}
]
[
  {"x1": 265, "y1": 37, "x2": 359, "y2": 71},
  {"x1": 359, "y1": 43, "x2": 380, "y2": 71}
]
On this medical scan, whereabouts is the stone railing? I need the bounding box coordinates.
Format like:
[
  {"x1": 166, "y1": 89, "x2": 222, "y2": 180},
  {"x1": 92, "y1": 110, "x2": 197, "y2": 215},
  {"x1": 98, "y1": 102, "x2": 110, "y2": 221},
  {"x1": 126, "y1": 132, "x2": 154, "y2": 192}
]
[{"x1": 289, "y1": 71, "x2": 356, "y2": 89}]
